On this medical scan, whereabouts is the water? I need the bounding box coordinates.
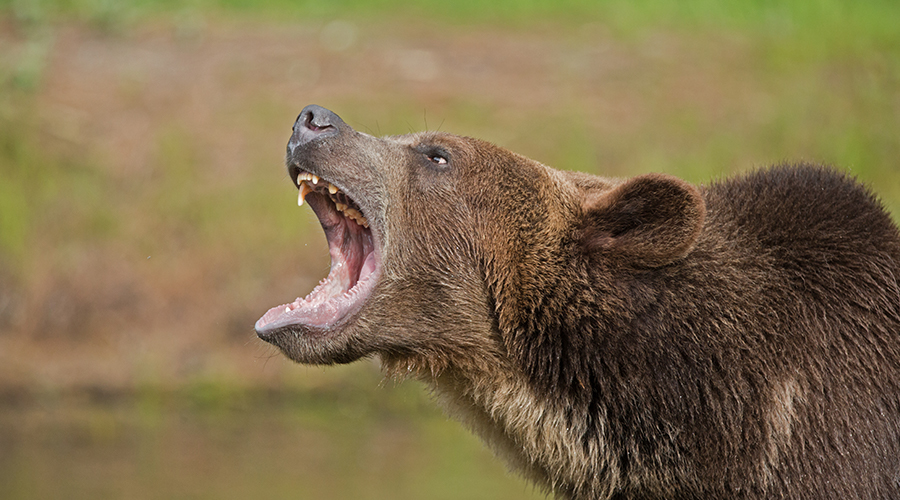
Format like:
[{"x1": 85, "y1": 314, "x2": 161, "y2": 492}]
[{"x1": 0, "y1": 387, "x2": 545, "y2": 500}]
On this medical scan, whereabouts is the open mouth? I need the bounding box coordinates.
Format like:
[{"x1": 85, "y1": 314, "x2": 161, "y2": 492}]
[{"x1": 255, "y1": 171, "x2": 379, "y2": 333}]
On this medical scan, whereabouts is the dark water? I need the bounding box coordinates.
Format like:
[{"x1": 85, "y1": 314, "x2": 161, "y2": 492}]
[{"x1": 0, "y1": 386, "x2": 544, "y2": 500}]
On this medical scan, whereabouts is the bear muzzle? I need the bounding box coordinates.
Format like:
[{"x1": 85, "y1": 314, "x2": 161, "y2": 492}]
[{"x1": 288, "y1": 104, "x2": 347, "y2": 155}]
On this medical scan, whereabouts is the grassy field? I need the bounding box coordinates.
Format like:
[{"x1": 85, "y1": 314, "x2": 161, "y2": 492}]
[{"x1": 0, "y1": 0, "x2": 898, "y2": 498}]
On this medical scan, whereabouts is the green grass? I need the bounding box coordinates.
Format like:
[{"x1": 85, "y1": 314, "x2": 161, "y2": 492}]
[{"x1": 5, "y1": 0, "x2": 900, "y2": 39}]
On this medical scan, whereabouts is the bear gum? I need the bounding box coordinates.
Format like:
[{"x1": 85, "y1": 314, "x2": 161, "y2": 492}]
[{"x1": 256, "y1": 105, "x2": 900, "y2": 500}]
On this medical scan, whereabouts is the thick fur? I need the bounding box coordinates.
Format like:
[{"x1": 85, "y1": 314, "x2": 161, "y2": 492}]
[{"x1": 261, "y1": 106, "x2": 900, "y2": 499}]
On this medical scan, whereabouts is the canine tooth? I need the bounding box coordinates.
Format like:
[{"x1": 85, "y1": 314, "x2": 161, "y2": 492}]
[
  {"x1": 298, "y1": 182, "x2": 313, "y2": 206},
  {"x1": 328, "y1": 184, "x2": 338, "y2": 194}
]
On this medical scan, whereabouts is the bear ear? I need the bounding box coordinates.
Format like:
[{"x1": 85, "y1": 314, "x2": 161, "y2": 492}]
[{"x1": 578, "y1": 173, "x2": 706, "y2": 267}]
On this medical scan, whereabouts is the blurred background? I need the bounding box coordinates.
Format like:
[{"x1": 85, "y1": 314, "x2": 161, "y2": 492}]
[{"x1": 0, "y1": 0, "x2": 898, "y2": 498}]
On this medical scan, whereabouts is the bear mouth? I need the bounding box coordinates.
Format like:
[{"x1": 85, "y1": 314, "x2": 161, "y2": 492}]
[{"x1": 255, "y1": 171, "x2": 379, "y2": 333}]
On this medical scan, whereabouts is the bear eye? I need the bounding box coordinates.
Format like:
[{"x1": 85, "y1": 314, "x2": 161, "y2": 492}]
[
  {"x1": 427, "y1": 154, "x2": 448, "y2": 165},
  {"x1": 416, "y1": 145, "x2": 451, "y2": 169}
]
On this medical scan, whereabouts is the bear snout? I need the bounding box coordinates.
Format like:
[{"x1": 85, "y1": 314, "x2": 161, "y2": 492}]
[{"x1": 288, "y1": 104, "x2": 345, "y2": 154}]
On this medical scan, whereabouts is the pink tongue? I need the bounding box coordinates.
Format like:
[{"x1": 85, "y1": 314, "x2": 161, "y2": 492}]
[
  {"x1": 359, "y1": 251, "x2": 377, "y2": 279},
  {"x1": 333, "y1": 218, "x2": 369, "y2": 288}
]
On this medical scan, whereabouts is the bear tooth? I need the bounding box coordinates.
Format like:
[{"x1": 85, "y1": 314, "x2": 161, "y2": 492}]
[
  {"x1": 311, "y1": 174, "x2": 319, "y2": 184},
  {"x1": 346, "y1": 209, "x2": 368, "y2": 227},
  {"x1": 336, "y1": 202, "x2": 347, "y2": 212},
  {"x1": 298, "y1": 182, "x2": 313, "y2": 206},
  {"x1": 328, "y1": 184, "x2": 338, "y2": 195}
]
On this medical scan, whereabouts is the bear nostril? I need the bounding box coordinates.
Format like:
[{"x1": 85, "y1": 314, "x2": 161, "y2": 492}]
[
  {"x1": 304, "y1": 111, "x2": 331, "y2": 132},
  {"x1": 300, "y1": 105, "x2": 341, "y2": 132},
  {"x1": 288, "y1": 105, "x2": 344, "y2": 154}
]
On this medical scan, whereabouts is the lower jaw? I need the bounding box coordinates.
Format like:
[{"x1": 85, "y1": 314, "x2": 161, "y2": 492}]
[{"x1": 255, "y1": 267, "x2": 378, "y2": 334}]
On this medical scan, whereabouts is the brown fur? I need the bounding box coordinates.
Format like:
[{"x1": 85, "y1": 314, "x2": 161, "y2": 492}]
[{"x1": 258, "y1": 106, "x2": 900, "y2": 499}]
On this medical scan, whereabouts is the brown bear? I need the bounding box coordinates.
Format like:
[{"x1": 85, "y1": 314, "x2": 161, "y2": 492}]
[{"x1": 255, "y1": 105, "x2": 900, "y2": 499}]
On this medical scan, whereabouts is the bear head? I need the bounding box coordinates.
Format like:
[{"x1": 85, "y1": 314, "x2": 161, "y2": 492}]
[{"x1": 255, "y1": 105, "x2": 706, "y2": 380}]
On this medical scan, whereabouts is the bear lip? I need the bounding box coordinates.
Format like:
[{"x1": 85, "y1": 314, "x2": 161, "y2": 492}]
[{"x1": 255, "y1": 172, "x2": 380, "y2": 334}]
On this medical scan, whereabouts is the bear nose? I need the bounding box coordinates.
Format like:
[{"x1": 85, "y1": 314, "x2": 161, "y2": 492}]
[{"x1": 288, "y1": 105, "x2": 345, "y2": 154}]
